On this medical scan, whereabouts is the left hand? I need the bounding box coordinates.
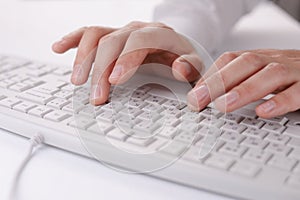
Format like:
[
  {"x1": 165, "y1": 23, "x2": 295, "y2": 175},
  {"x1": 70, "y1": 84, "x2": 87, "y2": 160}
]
[{"x1": 187, "y1": 49, "x2": 300, "y2": 119}]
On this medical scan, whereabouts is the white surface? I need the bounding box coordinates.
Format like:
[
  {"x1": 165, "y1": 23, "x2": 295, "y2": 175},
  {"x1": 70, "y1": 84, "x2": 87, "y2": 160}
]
[{"x1": 0, "y1": 1, "x2": 300, "y2": 200}]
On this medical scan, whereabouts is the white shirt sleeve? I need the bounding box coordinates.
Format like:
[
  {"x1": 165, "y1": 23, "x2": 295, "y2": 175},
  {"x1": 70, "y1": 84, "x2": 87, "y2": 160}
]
[{"x1": 153, "y1": 0, "x2": 262, "y2": 53}]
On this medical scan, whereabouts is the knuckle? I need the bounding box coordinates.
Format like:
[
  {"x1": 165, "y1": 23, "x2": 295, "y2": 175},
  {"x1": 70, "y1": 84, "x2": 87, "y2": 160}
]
[
  {"x1": 265, "y1": 63, "x2": 288, "y2": 77},
  {"x1": 240, "y1": 52, "x2": 261, "y2": 64},
  {"x1": 221, "y1": 51, "x2": 237, "y2": 61},
  {"x1": 126, "y1": 21, "x2": 146, "y2": 28},
  {"x1": 99, "y1": 33, "x2": 118, "y2": 44},
  {"x1": 128, "y1": 29, "x2": 150, "y2": 42},
  {"x1": 148, "y1": 22, "x2": 172, "y2": 29},
  {"x1": 86, "y1": 26, "x2": 101, "y2": 33}
]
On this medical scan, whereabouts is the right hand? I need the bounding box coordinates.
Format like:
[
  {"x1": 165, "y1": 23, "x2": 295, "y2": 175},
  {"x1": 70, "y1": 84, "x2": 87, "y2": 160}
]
[{"x1": 52, "y1": 21, "x2": 203, "y2": 105}]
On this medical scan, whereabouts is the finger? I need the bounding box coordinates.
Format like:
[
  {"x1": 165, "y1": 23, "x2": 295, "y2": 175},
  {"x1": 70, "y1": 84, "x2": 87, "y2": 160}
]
[
  {"x1": 52, "y1": 27, "x2": 87, "y2": 54},
  {"x1": 72, "y1": 27, "x2": 114, "y2": 85},
  {"x1": 109, "y1": 49, "x2": 149, "y2": 85},
  {"x1": 188, "y1": 52, "x2": 273, "y2": 111},
  {"x1": 91, "y1": 29, "x2": 133, "y2": 105},
  {"x1": 196, "y1": 51, "x2": 239, "y2": 85},
  {"x1": 172, "y1": 55, "x2": 202, "y2": 82},
  {"x1": 214, "y1": 62, "x2": 295, "y2": 113},
  {"x1": 256, "y1": 82, "x2": 300, "y2": 118}
]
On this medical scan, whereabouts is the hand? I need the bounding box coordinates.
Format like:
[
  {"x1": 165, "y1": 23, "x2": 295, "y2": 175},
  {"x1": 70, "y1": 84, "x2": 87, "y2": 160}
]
[
  {"x1": 187, "y1": 49, "x2": 300, "y2": 119},
  {"x1": 52, "y1": 21, "x2": 203, "y2": 105}
]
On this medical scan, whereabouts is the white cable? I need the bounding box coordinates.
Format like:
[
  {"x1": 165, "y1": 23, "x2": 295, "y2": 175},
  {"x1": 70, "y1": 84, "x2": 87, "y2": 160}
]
[{"x1": 8, "y1": 134, "x2": 44, "y2": 200}]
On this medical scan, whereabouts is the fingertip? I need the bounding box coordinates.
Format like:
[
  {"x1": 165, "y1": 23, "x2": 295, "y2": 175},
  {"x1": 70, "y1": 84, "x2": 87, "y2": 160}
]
[
  {"x1": 255, "y1": 100, "x2": 277, "y2": 119},
  {"x1": 172, "y1": 59, "x2": 191, "y2": 82},
  {"x1": 52, "y1": 39, "x2": 68, "y2": 54}
]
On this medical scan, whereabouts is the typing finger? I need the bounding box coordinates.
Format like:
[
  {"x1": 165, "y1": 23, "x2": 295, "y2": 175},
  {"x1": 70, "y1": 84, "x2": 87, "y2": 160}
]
[
  {"x1": 172, "y1": 54, "x2": 203, "y2": 82},
  {"x1": 214, "y1": 62, "x2": 297, "y2": 113},
  {"x1": 52, "y1": 27, "x2": 87, "y2": 54},
  {"x1": 72, "y1": 26, "x2": 115, "y2": 85},
  {"x1": 90, "y1": 29, "x2": 133, "y2": 105},
  {"x1": 256, "y1": 82, "x2": 300, "y2": 118},
  {"x1": 187, "y1": 52, "x2": 273, "y2": 111}
]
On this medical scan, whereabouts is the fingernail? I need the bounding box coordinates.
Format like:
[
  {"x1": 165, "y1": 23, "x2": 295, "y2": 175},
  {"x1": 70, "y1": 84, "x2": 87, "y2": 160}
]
[
  {"x1": 178, "y1": 59, "x2": 192, "y2": 76},
  {"x1": 91, "y1": 85, "x2": 102, "y2": 100},
  {"x1": 216, "y1": 91, "x2": 239, "y2": 107},
  {"x1": 258, "y1": 100, "x2": 276, "y2": 113},
  {"x1": 110, "y1": 65, "x2": 123, "y2": 80},
  {"x1": 187, "y1": 85, "x2": 209, "y2": 109}
]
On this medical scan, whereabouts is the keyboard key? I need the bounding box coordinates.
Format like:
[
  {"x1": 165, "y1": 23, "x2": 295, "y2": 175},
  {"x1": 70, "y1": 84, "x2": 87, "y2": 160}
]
[
  {"x1": 18, "y1": 91, "x2": 54, "y2": 105},
  {"x1": 160, "y1": 141, "x2": 188, "y2": 156},
  {"x1": 293, "y1": 163, "x2": 300, "y2": 174},
  {"x1": 62, "y1": 103, "x2": 85, "y2": 114},
  {"x1": 233, "y1": 108, "x2": 257, "y2": 119},
  {"x1": 133, "y1": 120, "x2": 160, "y2": 135},
  {"x1": 162, "y1": 99, "x2": 185, "y2": 109},
  {"x1": 178, "y1": 122, "x2": 201, "y2": 133},
  {"x1": 230, "y1": 161, "x2": 260, "y2": 177},
  {"x1": 222, "y1": 113, "x2": 244, "y2": 123},
  {"x1": 96, "y1": 110, "x2": 115, "y2": 123},
  {"x1": 0, "y1": 79, "x2": 16, "y2": 88},
  {"x1": 47, "y1": 98, "x2": 70, "y2": 110},
  {"x1": 44, "y1": 111, "x2": 71, "y2": 122},
  {"x1": 32, "y1": 84, "x2": 60, "y2": 95},
  {"x1": 243, "y1": 149, "x2": 272, "y2": 164},
  {"x1": 262, "y1": 122, "x2": 286, "y2": 134},
  {"x1": 182, "y1": 112, "x2": 204, "y2": 123},
  {"x1": 161, "y1": 116, "x2": 180, "y2": 127},
  {"x1": 200, "y1": 107, "x2": 222, "y2": 118},
  {"x1": 268, "y1": 155, "x2": 297, "y2": 171},
  {"x1": 28, "y1": 106, "x2": 53, "y2": 117},
  {"x1": 288, "y1": 138, "x2": 300, "y2": 148},
  {"x1": 219, "y1": 143, "x2": 248, "y2": 157},
  {"x1": 93, "y1": 122, "x2": 114, "y2": 134},
  {"x1": 241, "y1": 137, "x2": 269, "y2": 149},
  {"x1": 162, "y1": 107, "x2": 182, "y2": 118},
  {"x1": 22, "y1": 79, "x2": 44, "y2": 87},
  {"x1": 265, "y1": 142, "x2": 292, "y2": 156},
  {"x1": 174, "y1": 131, "x2": 202, "y2": 144},
  {"x1": 120, "y1": 107, "x2": 142, "y2": 118},
  {"x1": 68, "y1": 117, "x2": 95, "y2": 130},
  {"x1": 145, "y1": 95, "x2": 166, "y2": 105},
  {"x1": 127, "y1": 99, "x2": 147, "y2": 109},
  {"x1": 142, "y1": 103, "x2": 163, "y2": 113},
  {"x1": 288, "y1": 148, "x2": 300, "y2": 160},
  {"x1": 284, "y1": 126, "x2": 300, "y2": 139},
  {"x1": 265, "y1": 133, "x2": 290, "y2": 145},
  {"x1": 220, "y1": 131, "x2": 246, "y2": 144},
  {"x1": 54, "y1": 90, "x2": 73, "y2": 99},
  {"x1": 286, "y1": 175, "x2": 300, "y2": 188},
  {"x1": 0, "y1": 95, "x2": 6, "y2": 101},
  {"x1": 27, "y1": 69, "x2": 48, "y2": 77},
  {"x1": 156, "y1": 126, "x2": 179, "y2": 139},
  {"x1": 53, "y1": 68, "x2": 72, "y2": 76},
  {"x1": 126, "y1": 136, "x2": 156, "y2": 147},
  {"x1": 242, "y1": 128, "x2": 268, "y2": 139},
  {"x1": 106, "y1": 128, "x2": 129, "y2": 141},
  {"x1": 260, "y1": 116, "x2": 289, "y2": 126},
  {"x1": 13, "y1": 102, "x2": 37, "y2": 113},
  {"x1": 221, "y1": 122, "x2": 247, "y2": 133},
  {"x1": 9, "y1": 82, "x2": 32, "y2": 92},
  {"x1": 205, "y1": 154, "x2": 235, "y2": 170},
  {"x1": 0, "y1": 98, "x2": 21, "y2": 108},
  {"x1": 200, "y1": 117, "x2": 225, "y2": 128},
  {"x1": 137, "y1": 110, "x2": 161, "y2": 122},
  {"x1": 241, "y1": 118, "x2": 265, "y2": 129}
]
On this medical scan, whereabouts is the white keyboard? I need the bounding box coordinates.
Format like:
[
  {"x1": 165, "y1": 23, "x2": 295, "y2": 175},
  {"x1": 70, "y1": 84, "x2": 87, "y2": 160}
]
[{"x1": 1, "y1": 55, "x2": 300, "y2": 200}]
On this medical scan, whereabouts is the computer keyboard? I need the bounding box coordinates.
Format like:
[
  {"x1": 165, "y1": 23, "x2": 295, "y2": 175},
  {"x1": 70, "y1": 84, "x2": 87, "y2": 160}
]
[{"x1": 0, "y1": 55, "x2": 300, "y2": 200}]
